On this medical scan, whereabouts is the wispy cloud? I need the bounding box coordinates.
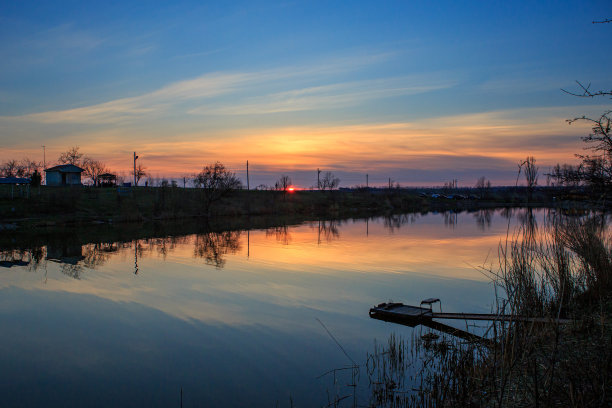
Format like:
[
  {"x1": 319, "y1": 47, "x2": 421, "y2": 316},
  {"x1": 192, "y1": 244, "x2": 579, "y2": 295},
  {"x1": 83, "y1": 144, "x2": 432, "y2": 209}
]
[
  {"x1": 190, "y1": 76, "x2": 456, "y2": 115},
  {"x1": 9, "y1": 72, "x2": 257, "y2": 124},
  {"x1": 1, "y1": 52, "x2": 409, "y2": 124}
]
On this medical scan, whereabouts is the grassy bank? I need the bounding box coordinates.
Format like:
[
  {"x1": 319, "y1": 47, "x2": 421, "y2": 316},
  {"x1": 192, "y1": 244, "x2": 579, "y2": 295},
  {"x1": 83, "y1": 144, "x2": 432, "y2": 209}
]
[
  {"x1": 0, "y1": 184, "x2": 578, "y2": 229},
  {"x1": 365, "y1": 213, "x2": 611, "y2": 407}
]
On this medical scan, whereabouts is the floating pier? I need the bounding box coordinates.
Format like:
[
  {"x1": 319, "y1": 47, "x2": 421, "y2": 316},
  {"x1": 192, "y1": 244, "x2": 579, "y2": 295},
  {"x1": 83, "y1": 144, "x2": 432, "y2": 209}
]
[
  {"x1": 369, "y1": 300, "x2": 572, "y2": 327},
  {"x1": 369, "y1": 300, "x2": 572, "y2": 345}
]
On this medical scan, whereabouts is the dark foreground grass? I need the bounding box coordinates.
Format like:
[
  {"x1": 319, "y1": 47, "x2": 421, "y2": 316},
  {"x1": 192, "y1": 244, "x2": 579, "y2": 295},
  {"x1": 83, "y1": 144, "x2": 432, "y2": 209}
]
[
  {"x1": 0, "y1": 185, "x2": 568, "y2": 228},
  {"x1": 361, "y1": 212, "x2": 611, "y2": 407},
  {"x1": 1, "y1": 186, "x2": 427, "y2": 224}
]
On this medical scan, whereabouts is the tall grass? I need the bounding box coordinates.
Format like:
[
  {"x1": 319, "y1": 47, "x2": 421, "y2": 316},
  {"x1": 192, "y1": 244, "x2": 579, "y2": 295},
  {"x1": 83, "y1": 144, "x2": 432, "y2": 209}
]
[{"x1": 362, "y1": 211, "x2": 612, "y2": 407}]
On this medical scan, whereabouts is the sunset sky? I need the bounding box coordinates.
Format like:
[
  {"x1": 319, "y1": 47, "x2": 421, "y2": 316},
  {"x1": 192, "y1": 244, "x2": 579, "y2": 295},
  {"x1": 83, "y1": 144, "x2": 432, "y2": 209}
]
[{"x1": 1, "y1": 1, "x2": 610, "y2": 187}]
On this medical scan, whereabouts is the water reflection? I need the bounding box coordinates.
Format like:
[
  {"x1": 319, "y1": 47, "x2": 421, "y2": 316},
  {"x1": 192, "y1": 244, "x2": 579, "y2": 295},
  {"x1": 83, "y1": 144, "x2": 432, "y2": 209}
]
[
  {"x1": 316, "y1": 220, "x2": 341, "y2": 243},
  {"x1": 515, "y1": 207, "x2": 539, "y2": 248},
  {"x1": 0, "y1": 209, "x2": 565, "y2": 276},
  {"x1": 383, "y1": 213, "x2": 418, "y2": 232},
  {"x1": 0, "y1": 248, "x2": 40, "y2": 269},
  {"x1": 266, "y1": 225, "x2": 292, "y2": 245},
  {"x1": 194, "y1": 231, "x2": 241, "y2": 268},
  {"x1": 443, "y1": 211, "x2": 457, "y2": 228},
  {"x1": 2, "y1": 209, "x2": 608, "y2": 280},
  {"x1": 474, "y1": 209, "x2": 493, "y2": 231},
  {"x1": 2, "y1": 208, "x2": 605, "y2": 407}
]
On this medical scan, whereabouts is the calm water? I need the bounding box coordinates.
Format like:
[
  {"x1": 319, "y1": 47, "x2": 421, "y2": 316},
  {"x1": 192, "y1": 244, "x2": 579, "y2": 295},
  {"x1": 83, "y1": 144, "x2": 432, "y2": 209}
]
[{"x1": 1, "y1": 209, "x2": 538, "y2": 407}]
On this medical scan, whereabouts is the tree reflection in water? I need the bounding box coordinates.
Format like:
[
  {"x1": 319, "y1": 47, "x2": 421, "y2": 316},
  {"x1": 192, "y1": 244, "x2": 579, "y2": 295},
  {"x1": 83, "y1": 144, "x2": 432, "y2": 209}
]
[
  {"x1": 518, "y1": 208, "x2": 538, "y2": 247},
  {"x1": 443, "y1": 211, "x2": 457, "y2": 229},
  {"x1": 60, "y1": 263, "x2": 84, "y2": 279},
  {"x1": 266, "y1": 226, "x2": 291, "y2": 245},
  {"x1": 383, "y1": 213, "x2": 419, "y2": 233},
  {"x1": 193, "y1": 231, "x2": 241, "y2": 268},
  {"x1": 0, "y1": 248, "x2": 45, "y2": 271},
  {"x1": 82, "y1": 243, "x2": 118, "y2": 269},
  {"x1": 316, "y1": 220, "x2": 341, "y2": 244},
  {"x1": 474, "y1": 209, "x2": 493, "y2": 231}
]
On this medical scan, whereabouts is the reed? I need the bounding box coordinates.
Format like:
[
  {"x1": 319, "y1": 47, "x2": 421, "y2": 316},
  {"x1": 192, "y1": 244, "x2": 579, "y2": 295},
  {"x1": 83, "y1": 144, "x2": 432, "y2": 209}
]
[{"x1": 362, "y1": 211, "x2": 612, "y2": 407}]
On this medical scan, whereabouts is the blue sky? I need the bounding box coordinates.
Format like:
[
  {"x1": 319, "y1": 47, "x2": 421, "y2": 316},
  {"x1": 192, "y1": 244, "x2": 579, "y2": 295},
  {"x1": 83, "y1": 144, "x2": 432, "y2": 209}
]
[{"x1": 1, "y1": 0, "x2": 610, "y2": 186}]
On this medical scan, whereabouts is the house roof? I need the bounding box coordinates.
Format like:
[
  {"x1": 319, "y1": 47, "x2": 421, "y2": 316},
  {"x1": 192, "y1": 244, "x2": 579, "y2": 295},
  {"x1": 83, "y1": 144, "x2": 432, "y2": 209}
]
[
  {"x1": 0, "y1": 177, "x2": 31, "y2": 184},
  {"x1": 44, "y1": 164, "x2": 85, "y2": 173}
]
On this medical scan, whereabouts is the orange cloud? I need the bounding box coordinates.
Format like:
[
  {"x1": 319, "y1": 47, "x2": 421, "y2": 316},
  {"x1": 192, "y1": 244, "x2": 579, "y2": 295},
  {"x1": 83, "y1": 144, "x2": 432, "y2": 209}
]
[{"x1": 1, "y1": 105, "x2": 596, "y2": 185}]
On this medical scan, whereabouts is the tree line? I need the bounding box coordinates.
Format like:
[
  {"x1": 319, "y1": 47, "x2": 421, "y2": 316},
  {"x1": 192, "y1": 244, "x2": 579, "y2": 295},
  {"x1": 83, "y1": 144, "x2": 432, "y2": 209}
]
[{"x1": 547, "y1": 80, "x2": 611, "y2": 193}]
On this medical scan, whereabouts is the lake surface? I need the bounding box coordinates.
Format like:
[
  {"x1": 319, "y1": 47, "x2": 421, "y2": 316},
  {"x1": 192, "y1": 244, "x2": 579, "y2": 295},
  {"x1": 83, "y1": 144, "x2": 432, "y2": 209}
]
[{"x1": 0, "y1": 209, "x2": 539, "y2": 407}]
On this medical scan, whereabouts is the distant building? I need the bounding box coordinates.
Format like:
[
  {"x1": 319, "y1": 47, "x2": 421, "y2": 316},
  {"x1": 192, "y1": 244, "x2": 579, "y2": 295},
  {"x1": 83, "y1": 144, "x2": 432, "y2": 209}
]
[
  {"x1": 98, "y1": 173, "x2": 117, "y2": 187},
  {"x1": 44, "y1": 164, "x2": 84, "y2": 186}
]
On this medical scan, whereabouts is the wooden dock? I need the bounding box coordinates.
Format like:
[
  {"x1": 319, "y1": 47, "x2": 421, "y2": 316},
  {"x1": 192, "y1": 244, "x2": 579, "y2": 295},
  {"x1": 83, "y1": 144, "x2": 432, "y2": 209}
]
[{"x1": 369, "y1": 302, "x2": 572, "y2": 327}]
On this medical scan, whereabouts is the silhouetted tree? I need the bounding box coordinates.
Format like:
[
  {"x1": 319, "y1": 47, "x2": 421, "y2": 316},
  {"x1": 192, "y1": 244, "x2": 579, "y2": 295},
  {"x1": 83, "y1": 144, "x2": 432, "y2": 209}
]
[
  {"x1": 133, "y1": 163, "x2": 147, "y2": 186},
  {"x1": 475, "y1": 176, "x2": 491, "y2": 198},
  {"x1": 58, "y1": 146, "x2": 84, "y2": 165},
  {"x1": 193, "y1": 162, "x2": 242, "y2": 217},
  {"x1": 560, "y1": 20, "x2": 611, "y2": 193},
  {"x1": 320, "y1": 171, "x2": 340, "y2": 190},
  {"x1": 275, "y1": 175, "x2": 292, "y2": 192},
  {"x1": 0, "y1": 158, "x2": 41, "y2": 178},
  {"x1": 520, "y1": 156, "x2": 538, "y2": 202},
  {"x1": 567, "y1": 108, "x2": 612, "y2": 192},
  {"x1": 18, "y1": 158, "x2": 41, "y2": 177},
  {"x1": 547, "y1": 163, "x2": 583, "y2": 187},
  {"x1": 0, "y1": 160, "x2": 19, "y2": 177},
  {"x1": 82, "y1": 158, "x2": 108, "y2": 186}
]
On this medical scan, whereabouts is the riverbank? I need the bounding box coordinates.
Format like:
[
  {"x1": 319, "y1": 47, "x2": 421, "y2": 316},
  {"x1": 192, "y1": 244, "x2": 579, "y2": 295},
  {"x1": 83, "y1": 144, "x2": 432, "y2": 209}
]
[
  {"x1": 367, "y1": 214, "x2": 612, "y2": 407},
  {"x1": 0, "y1": 184, "x2": 595, "y2": 230}
]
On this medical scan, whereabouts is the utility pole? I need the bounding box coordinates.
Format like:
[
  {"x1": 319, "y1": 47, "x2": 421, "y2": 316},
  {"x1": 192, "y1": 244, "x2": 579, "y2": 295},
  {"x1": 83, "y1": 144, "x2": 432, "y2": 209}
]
[
  {"x1": 389, "y1": 178, "x2": 391, "y2": 189},
  {"x1": 317, "y1": 168, "x2": 321, "y2": 190},
  {"x1": 183, "y1": 177, "x2": 186, "y2": 188},
  {"x1": 366, "y1": 174, "x2": 368, "y2": 188},
  {"x1": 246, "y1": 160, "x2": 250, "y2": 190},
  {"x1": 133, "y1": 152, "x2": 138, "y2": 187},
  {"x1": 42, "y1": 145, "x2": 46, "y2": 185}
]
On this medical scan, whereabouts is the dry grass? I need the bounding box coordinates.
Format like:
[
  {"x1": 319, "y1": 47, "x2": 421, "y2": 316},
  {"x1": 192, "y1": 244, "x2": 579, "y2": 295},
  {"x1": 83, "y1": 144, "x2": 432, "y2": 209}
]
[{"x1": 362, "y1": 211, "x2": 612, "y2": 408}]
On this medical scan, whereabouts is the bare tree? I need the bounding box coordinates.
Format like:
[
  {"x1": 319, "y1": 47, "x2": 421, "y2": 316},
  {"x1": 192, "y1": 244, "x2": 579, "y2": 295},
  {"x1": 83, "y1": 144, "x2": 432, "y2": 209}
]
[
  {"x1": 58, "y1": 146, "x2": 84, "y2": 165},
  {"x1": 547, "y1": 163, "x2": 583, "y2": 187},
  {"x1": 275, "y1": 175, "x2": 292, "y2": 192},
  {"x1": 475, "y1": 176, "x2": 491, "y2": 198},
  {"x1": 193, "y1": 162, "x2": 242, "y2": 217},
  {"x1": 566, "y1": 109, "x2": 612, "y2": 191},
  {"x1": 0, "y1": 160, "x2": 19, "y2": 177},
  {"x1": 320, "y1": 171, "x2": 340, "y2": 190},
  {"x1": 561, "y1": 21, "x2": 611, "y2": 193},
  {"x1": 18, "y1": 158, "x2": 41, "y2": 177},
  {"x1": 82, "y1": 158, "x2": 108, "y2": 186},
  {"x1": 520, "y1": 156, "x2": 538, "y2": 202},
  {"x1": 132, "y1": 163, "x2": 147, "y2": 186},
  {"x1": 0, "y1": 158, "x2": 41, "y2": 178}
]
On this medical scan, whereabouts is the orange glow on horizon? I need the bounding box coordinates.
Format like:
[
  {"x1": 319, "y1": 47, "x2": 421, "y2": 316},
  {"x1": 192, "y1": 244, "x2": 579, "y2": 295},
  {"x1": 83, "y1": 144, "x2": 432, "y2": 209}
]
[{"x1": 3, "y1": 106, "x2": 595, "y2": 185}]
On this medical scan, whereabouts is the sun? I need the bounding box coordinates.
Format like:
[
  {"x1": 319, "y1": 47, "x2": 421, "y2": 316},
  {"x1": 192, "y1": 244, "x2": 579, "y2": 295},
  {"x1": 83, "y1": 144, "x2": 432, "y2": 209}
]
[{"x1": 288, "y1": 186, "x2": 295, "y2": 193}]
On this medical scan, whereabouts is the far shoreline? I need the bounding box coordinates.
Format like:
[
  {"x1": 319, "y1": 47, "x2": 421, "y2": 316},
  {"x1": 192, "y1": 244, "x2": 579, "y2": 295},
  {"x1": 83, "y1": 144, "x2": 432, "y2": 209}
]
[{"x1": 0, "y1": 184, "x2": 603, "y2": 233}]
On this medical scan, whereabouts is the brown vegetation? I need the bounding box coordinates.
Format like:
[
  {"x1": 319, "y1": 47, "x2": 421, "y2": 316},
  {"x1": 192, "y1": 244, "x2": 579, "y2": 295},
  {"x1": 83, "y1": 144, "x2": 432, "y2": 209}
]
[{"x1": 364, "y1": 213, "x2": 612, "y2": 407}]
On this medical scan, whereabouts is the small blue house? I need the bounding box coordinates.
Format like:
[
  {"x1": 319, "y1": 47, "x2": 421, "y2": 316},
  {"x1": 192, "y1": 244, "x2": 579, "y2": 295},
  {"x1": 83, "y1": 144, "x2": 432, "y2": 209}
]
[{"x1": 44, "y1": 164, "x2": 84, "y2": 186}]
